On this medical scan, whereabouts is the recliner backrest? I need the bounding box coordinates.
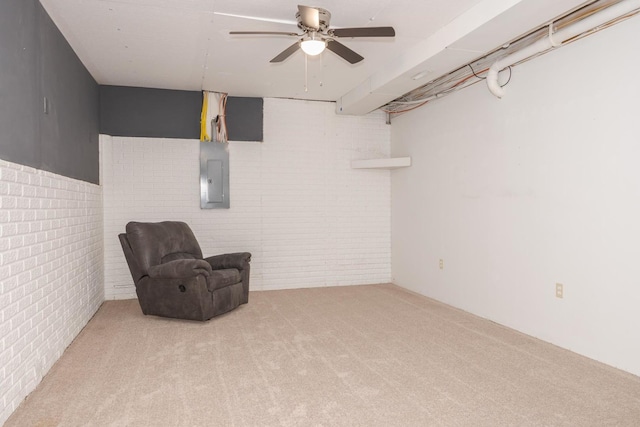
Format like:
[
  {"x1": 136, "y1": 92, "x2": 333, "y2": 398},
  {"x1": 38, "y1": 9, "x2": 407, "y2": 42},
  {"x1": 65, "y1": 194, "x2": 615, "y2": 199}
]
[{"x1": 125, "y1": 221, "x2": 204, "y2": 275}]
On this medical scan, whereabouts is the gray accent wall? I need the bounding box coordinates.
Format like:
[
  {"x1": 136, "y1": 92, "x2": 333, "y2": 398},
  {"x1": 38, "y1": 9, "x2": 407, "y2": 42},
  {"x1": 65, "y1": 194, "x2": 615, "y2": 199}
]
[
  {"x1": 226, "y1": 97, "x2": 263, "y2": 142},
  {"x1": 0, "y1": 0, "x2": 40, "y2": 168},
  {"x1": 99, "y1": 86, "x2": 202, "y2": 139},
  {"x1": 99, "y1": 86, "x2": 263, "y2": 142},
  {"x1": 0, "y1": 0, "x2": 99, "y2": 184}
]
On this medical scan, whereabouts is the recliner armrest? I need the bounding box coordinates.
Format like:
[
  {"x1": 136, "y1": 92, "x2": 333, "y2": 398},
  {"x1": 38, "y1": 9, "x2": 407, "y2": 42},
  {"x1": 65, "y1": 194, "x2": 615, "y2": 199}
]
[
  {"x1": 148, "y1": 259, "x2": 213, "y2": 279},
  {"x1": 204, "y1": 252, "x2": 251, "y2": 270}
]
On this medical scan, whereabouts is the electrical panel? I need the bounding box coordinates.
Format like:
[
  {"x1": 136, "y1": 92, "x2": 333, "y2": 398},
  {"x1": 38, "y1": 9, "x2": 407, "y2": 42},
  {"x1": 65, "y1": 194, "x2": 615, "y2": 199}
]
[{"x1": 200, "y1": 142, "x2": 230, "y2": 209}]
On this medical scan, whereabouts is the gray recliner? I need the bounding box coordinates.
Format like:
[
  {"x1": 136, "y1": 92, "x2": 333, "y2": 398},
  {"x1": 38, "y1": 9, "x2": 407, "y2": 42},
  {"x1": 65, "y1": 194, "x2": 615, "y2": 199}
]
[{"x1": 119, "y1": 221, "x2": 251, "y2": 321}]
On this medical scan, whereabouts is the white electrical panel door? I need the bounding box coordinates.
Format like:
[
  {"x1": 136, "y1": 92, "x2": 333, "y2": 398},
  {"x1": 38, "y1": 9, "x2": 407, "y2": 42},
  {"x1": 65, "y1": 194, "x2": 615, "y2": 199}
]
[{"x1": 200, "y1": 142, "x2": 230, "y2": 209}]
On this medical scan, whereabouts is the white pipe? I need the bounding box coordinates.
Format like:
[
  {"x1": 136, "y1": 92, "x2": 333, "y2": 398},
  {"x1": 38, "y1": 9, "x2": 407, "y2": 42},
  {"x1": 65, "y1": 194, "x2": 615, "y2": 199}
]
[{"x1": 487, "y1": 0, "x2": 640, "y2": 98}]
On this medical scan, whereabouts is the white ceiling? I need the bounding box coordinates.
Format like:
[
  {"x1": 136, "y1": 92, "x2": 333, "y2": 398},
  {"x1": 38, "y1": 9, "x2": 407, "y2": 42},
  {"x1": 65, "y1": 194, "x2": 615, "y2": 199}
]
[{"x1": 38, "y1": 0, "x2": 590, "y2": 113}]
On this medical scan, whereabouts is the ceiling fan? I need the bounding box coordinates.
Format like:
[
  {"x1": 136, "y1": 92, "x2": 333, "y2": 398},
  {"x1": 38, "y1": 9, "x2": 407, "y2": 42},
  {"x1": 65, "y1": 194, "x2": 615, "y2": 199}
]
[{"x1": 229, "y1": 5, "x2": 395, "y2": 64}]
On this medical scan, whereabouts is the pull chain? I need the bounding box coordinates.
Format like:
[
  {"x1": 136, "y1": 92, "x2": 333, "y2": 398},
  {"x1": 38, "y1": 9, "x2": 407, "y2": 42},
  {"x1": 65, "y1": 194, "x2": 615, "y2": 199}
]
[
  {"x1": 319, "y1": 52, "x2": 323, "y2": 88},
  {"x1": 304, "y1": 54, "x2": 308, "y2": 92}
]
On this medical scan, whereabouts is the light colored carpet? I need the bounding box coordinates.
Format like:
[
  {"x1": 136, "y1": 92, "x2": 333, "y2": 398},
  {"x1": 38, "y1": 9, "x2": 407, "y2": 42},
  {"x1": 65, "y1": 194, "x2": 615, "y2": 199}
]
[{"x1": 6, "y1": 284, "x2": 640, "y2": 426}]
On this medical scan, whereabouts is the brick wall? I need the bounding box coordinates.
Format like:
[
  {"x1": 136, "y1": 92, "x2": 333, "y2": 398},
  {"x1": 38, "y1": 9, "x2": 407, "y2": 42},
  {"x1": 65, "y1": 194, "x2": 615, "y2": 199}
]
[
  {"x1": 102, "y1": 98, "x2": 391, "y2": 298},
  {"x1": 0, "y1": 159, "x2": 103, "y2": 425}
]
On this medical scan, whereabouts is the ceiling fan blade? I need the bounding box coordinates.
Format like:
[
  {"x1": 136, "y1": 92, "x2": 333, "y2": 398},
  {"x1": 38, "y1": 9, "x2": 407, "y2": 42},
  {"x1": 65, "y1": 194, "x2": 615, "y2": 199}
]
[
  {"x1": 326, "y1": 40, "x2": 364, "y2": 64},
  {"x1": 270, "y1": 41, "x2": 301, "y2": 63},
  {"x1": 297, "y1": 5, "x2": 320, "y2": 30},
  {"x1": 331, "y1": 27, "x2": 396, "y2": 38},
  {"x1": 230, "y1": 31, "x2": 299, "y2": 36}
]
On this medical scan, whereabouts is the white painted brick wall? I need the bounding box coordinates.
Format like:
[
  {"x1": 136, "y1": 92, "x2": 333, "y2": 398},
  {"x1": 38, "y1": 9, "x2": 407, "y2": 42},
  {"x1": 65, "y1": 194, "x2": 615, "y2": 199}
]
[
  {"x1": 102, "y1": 98, "x2": 391, "y2": 298},
  {"x1": 0, "y1": 158, "x2": 104, "y2": 425}
]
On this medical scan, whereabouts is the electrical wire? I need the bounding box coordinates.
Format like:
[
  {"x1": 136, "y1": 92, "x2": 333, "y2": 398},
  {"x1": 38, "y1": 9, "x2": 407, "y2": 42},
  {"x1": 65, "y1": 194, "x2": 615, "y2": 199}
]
[
  {"x1": 468, "y1": 64, "x2": 486, "y2": 80},
  {"x1": 218, "y1": 93, "x2": 228, "y2": 143},
  {"x1": 381, "y1": 0, "x2": 637, "y2": 118},
  {"x1": 200, "y1": 91, "x2": 209, "y2": 141},
  {"x1": 382, "y1": 67, "x2": 487, "y2": 114},
  {"x1": 500, "y1": 66, "x2": 512, "y2": 88}
]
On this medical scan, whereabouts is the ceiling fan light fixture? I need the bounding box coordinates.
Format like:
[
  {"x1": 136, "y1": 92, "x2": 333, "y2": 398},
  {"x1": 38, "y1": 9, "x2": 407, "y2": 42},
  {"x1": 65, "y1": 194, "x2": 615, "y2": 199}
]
[
  {"x1": 301, "y1": 38, "x2": 326, "y2": 56},
  {"x1": 234, "y1": 6, "x2": 395, "y2": 64}
]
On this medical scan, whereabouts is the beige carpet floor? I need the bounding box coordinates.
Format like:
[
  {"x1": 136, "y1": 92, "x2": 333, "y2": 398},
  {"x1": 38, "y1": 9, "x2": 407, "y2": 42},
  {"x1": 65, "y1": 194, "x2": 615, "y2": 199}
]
[{"x1": 6, "y1": 284, "x2": 640, "y2": 426}]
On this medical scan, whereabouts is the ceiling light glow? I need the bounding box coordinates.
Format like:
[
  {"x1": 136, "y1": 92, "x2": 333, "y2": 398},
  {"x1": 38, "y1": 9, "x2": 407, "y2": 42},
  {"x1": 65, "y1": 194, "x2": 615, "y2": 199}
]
[{"x1": 301, "y1": 39, "x2": 326, "y2": 56}]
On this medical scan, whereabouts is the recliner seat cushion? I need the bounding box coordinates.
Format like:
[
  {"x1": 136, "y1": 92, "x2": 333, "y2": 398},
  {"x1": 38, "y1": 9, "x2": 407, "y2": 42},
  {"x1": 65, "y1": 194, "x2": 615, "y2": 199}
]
[{"x1": 206, "y1": 268, "x2": 241, "y2": 291}]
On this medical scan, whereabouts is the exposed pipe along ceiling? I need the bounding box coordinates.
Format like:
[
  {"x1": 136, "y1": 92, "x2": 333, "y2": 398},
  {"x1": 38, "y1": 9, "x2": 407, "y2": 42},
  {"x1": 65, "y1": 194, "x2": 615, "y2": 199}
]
[{"x1": 382, "y1": 0, "x2": 640, "y2": 118}]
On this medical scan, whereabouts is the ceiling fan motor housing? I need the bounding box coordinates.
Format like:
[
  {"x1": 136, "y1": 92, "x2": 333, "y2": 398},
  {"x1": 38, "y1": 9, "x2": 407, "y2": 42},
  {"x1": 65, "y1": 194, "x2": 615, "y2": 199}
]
[{"x1": 296, "y1": 7, "x2": 331, "y2": 32}]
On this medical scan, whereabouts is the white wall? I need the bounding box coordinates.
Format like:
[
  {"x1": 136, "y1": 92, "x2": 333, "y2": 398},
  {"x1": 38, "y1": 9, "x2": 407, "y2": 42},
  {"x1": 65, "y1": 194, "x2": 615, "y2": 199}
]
[
  {"x1": 0, "y1": 159, "x2": 104, "y2": 424},
  {"x1": 391, "y1": 16, "x2": 640, "y2": 376},
  {"x1": 102, "y1": 98, "x2": 391, "y2": 299}
]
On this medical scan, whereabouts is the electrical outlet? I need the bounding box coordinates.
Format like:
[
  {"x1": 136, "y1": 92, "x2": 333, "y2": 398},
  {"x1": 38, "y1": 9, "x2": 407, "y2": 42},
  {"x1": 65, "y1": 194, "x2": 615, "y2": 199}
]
[
  {"x1": 555, "y1": 283, "x2": 564, "y2": 299},
  {"x1": 439, "y1": 259, "x2": 444, "y2": 270}
]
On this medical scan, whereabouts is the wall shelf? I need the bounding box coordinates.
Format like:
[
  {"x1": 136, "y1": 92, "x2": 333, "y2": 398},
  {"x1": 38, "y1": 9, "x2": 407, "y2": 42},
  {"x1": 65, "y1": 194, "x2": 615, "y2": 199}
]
[{"x1": 351, "y1": 157, "x2": 411, "y2": 169}]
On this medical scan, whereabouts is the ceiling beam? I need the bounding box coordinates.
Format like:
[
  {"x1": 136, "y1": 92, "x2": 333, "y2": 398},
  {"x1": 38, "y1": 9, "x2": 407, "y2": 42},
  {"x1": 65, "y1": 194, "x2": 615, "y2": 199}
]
[{"x1": 335, "y1": 0, "x2": 591, "y2": 115}]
